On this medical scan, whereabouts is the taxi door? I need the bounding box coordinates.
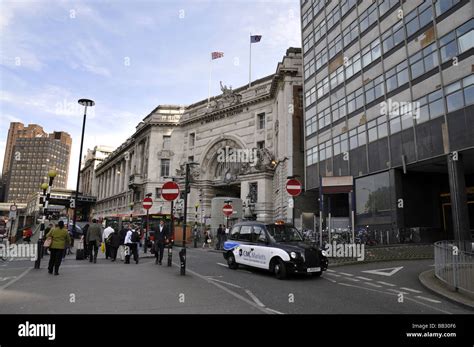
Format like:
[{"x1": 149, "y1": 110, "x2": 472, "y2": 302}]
[
  {"x1": 235, "y1": 225, "x2": 253, "y2": 266},
  {"x1": 248, "y1": 225, "x2": 272, "y2": 269}
]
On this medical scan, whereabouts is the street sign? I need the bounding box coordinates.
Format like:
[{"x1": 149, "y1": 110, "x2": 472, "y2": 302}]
[
  {"x1": 9, "y1": 205, "x2": 17, "y2": 212},
  {"x1": 288, "y1": 198, "x2": 294, "y2": 208},
  {"x1": 286, "y1": 179, "x2": 302, "y2": 196},
  {"x1": 222, "y1": 204, "x2": 233, "y2": 216},
  {"x1": 9, "y1": 205, "x2": 17, "y2": 219},
  {"x1": 161, "y1": 181, "x2": 180, "y2": 201},
  {"x1": 143, "y1": 197, "x2": 153, "y2": 210}
]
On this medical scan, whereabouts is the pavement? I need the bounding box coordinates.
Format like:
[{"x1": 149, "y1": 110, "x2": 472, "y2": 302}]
[{"x1": 1, "y1": 244, "x2": 472, "y2": 314}]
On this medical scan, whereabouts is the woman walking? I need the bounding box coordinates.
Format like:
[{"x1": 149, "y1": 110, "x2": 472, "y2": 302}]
[{"x1": 45, "y1": 220, "x2": 71, "y2": 276}]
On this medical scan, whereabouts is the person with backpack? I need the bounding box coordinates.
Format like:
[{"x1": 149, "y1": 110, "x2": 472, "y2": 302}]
[{"x1": 124, "y1": 226, "x2": 139, "y2": 264}]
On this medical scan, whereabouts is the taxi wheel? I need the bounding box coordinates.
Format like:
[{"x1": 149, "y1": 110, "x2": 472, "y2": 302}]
[
  {"x1": 227, "y1": 253, "x2": 238, "y2": 270},
  {"x1": 273, "y1": 258, "x2": 287, "y2": 280}
]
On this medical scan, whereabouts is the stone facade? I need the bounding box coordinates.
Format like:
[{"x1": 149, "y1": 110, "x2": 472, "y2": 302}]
[{"x1": 90, "y1": 48, "x2": 308, "y2": 225}]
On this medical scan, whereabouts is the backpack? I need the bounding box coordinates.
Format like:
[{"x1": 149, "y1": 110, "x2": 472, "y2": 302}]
[{"x1": 131, "y1": 230, "x2": 140, "y2": 243}]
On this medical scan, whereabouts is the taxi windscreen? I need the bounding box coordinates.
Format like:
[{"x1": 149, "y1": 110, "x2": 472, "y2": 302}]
[{"x1": 266, "y1": 224, "x2": 303, "y2": 243}]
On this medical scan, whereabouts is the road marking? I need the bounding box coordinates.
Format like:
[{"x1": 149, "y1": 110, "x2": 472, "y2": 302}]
[
  {"x1": 323, "y1": 277, "x2": 337, "y2": 283},
  {"x1": 343, "y1": 277, "x2": 360, "y2": 282},
  {"x1": 400, "y1": 287, "x2": 423, "y2": 294},
  {"x1": 265, "y1": 308, "x2": 284, "y2": 314},
  {"x1": 339, "y1": 272, "x2": 354, "y2": 276},
  {"x1": 0, "y1": 267, "x2": 32, "y2": 290},
  {"x1": 364, "y1": 282, "x2": 382, "y2": 288},
  {"x1": 336, "y1": 281, "x2": 453, "y2": 314},
  {"x1": 0, "y1": 276, "x2": 17, "y2": 282},
  {"x1": 326, "y1": 269, "x2": 335, "y2": 272},
  {"x1": 208, "y1": 278, "x2": 242, "y2": 289},
  {"x1": 387, "y1": 289, "x2": 410, "y2": 295},
  {"x1": 415, "y1": 296, "x2": 442, "y2": 304},
  {"x1": 362, "y1": 266, "x2": 403, "y2": 277},
  {"x1": 217, "y1": 263, "x2": 228, "y2": 268},
  {"x1": 326, "y1": 273, "x2": 341, "y2": 277},
  {"x1": 245, "y1": 290, "x2": 265, "y2": 307},
  {"x1": 355, "y1": 276, "x2": 372, "y2": 281},
  {"x1": 377, "y1": 281, "x2": 396, "y2": 287}
]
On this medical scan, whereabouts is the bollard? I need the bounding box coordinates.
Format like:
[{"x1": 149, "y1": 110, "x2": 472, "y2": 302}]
[
  {"x1": 179, "y1": 248, "x2": 186, "y2": 275},
  {"x1": 167, "y1": 245, "x2": 172, "y2": 267}
]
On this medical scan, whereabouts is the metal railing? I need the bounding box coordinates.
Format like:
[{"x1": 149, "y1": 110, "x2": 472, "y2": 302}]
[{"x1": 434, "y1": 240, "x2": 474, "y2": 296}]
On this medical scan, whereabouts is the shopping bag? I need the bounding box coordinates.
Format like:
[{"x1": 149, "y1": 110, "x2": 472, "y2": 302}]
[
  {"x1": 100, "y1": 242, "x2": 105, "y2": 253},
  {"x1": 43, "y1": 237, "x2": 53, "y2": 248}
]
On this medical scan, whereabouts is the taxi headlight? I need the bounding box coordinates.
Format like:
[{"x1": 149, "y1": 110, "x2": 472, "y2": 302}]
[
  {"x1": 321, "y1": 250, "x2": 328, "y2": 257},
  {"x1": 290, "y1": 252, "x2": 297, "y2": 259}
]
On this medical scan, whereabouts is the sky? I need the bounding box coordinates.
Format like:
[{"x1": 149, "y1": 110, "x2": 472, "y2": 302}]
[{"x1": 0, "y1": 0, "x2": 301, "y2": 189}]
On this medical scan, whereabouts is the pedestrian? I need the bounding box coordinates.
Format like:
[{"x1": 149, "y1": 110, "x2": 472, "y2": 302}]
[
  {"x1": 82, "y1": 223, "x2": 90, "y2": 259},
  {"x1": 86, "y1": 219, "x2": 103, "y2": 263},
  {"x1": 124, "y1": 226, "x2": 139, "y2": 264},
  {"x1": 202, "y1": 230, "x2": 211, "y2": 248},
  {"x1": 45, "y1": 220, "x2": 71, "y2": 276},
  {"x1": 153, "y1": 220, "x2": 169, "y2": 265},
  {"x1": 216, "y1": 224, "x2": 224, "y2": 250},
  {"x1": 22, "y1": 227, "x2": 32, "y2": 244},
  {"x1": 118, "y1": 224, "x2": 129, "y2": 262},
  {"x1": 103, "y1": 224, "x2": 115, "y2": 260},
  {"x1": 109, "y1": 229, "x2": 120, "y2": 261}
]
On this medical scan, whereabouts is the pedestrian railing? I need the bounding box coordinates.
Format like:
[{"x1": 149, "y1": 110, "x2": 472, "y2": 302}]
[{"x1": 434, "y1": 240, "x2": 474, "y2": 296}]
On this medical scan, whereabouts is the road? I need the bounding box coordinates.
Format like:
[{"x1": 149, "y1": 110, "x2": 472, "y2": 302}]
[{"x1": 0, "y1": 247, "x2": 472, "y2": 314}]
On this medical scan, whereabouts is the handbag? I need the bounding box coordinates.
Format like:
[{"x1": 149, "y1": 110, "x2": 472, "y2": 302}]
[
  {"x1": 100, "y1": 242, "x2": 105, "y2": 253},
  {"x1": 43, "y1": 237, "x2": 52, "y2": 248}
]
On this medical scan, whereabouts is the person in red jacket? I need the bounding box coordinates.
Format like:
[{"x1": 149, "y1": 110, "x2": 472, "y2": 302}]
[{"x1": 22, "y1": 227, "x2": 33, "y2": 244}]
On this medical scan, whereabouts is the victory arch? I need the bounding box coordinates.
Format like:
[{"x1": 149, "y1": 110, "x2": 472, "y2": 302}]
[{"x1": 191, "y1": 136, "x2": 277, "y2": 223}]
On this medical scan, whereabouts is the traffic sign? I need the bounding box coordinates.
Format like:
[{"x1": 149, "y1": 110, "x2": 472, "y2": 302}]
[
  {"x1": 222, "y1": 204, "x2": 233, "y2": 216},
  {"x1": 143, "y1": 197, "x2": 153, "y2": 210},
  {"x1": 9, "y1": 205, "x2": 17, "y2": 212},
  {"x1": 161, "y1": 181, "x2": 180, "y2": 201},
  {"x1": 286, "y1": 179, "x2": 302, "y2": 196}
]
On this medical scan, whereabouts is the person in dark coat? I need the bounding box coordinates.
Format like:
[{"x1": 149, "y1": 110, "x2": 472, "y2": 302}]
[
  {"x1": 119, "y1": 224, "x2": 129, "y2": 262},
  {"x1": 82, "y1": 223, "x2": 90, "y2": 259},
  {"x1": 109, "y1": 230, "x2": 121, "y2": 261},
  {"x1": 153, "y1": 220, "x2": 169, "y2": 265}
]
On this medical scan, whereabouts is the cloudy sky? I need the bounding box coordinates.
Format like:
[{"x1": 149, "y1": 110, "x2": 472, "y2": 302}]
[{"x1": 0, "y1": 0, "x2": 301, "y2": 189}]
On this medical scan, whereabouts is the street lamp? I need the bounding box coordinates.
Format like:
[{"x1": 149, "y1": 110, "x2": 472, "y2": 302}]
[
  {"x1": 34, "y1": 169, "x2": 57, "y2": 269},
  {"x1": 72, "y1": 99, "x2": 95, "y2": 242},
  {"x1": 180, "y1": 161, "x2": 199, "y2": 275}
]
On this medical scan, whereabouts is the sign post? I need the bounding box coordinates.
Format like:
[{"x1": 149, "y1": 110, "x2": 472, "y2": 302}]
[
  {"x1": 161, "y1": 181, "x2": 180, "y2": 268},
  {"x1": 286, "y1": 178, "x2": 302, "y2": 227},
  {"x1": 142, "y1": 196, "x2": 153, "y2": 254},
  {"x1": 223, "y1": 203, "x2": 233, "y2": 231}
]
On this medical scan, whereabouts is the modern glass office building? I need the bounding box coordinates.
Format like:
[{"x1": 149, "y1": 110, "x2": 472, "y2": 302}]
[{"x1": 301, "y1": 0, "x2": 473, "y2": 244}]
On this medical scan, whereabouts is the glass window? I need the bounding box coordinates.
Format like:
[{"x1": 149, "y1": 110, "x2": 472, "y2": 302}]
[
  {"x1": 230, "y1": 226, "x2": 240, "y2": 240},
  {"x1": 446, "y1": 91, "x2": 464, "y2": 112},
  {"x1": 238, "y1": 226, "x2": 252, "y2": 241},
  {"x1": 429, "y1": 98, "x2": 445, "y2": 119},
  {"x1": 464, "y1": 85, "x2": 474, "y2": 105},
  {"x1": 160, "y1": 159, "x2": 170, "y2": 177},
  {"x1": 390, "y1": 117, "x2": 401, "y2": 134},
  {"x1": 257, "y1": 113, "x2": 266, "y2": 129},
  {"x1": 162, "y1": 135, "x2": 170, "y2": 150}
]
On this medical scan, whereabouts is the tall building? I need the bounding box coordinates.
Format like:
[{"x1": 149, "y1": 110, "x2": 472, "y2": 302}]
[
  {"x1": 80, "y1": 146, "x2": 114, "y2": 196},
  {"x1": 301, "y1": 0, "x2": 473, "y2": 244},
  {"x1": 89, "y1": 48, "x2": 308, "y2": 225},
  {"x1": 3, "y1": 123, "x2": 72, "y2": 203}
]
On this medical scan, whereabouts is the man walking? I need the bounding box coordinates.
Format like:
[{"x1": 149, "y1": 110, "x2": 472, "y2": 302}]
[
  {"x1": 216, "y1": 224, "x2": 224, "y2": 250},
  {"x1": 109, "y1": 229, "x2": 120, "y2": 261},
  {"x1": 153, "y1": 220, "x2": 169, "y2": 265},
  {"x1": 103, "y1": 224, "x2": 115, "y2": 260},
  {"x1": 118, "y1": 224, "x2": 129, "y2": 261},
  {"x1": 86, "y1": 219, "x2": 102, "y2": 263},
  {"x1": 124, "y1": 226, "x2": 139, "y2": 264}
]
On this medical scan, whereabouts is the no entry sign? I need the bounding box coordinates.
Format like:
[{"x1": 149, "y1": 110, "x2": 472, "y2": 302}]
[
  {"x1": 161, "y1": 181, "x2": 180, "y2": 201},
  {"x1": 143, "y1": 197, "x2": 153, "y2": 210},
  {"x1": 222, "y1": 204, "x2": 233, "y2": 216},
  {"x1": 286, "y1": 179, "x2": 302, "y2": 196}
]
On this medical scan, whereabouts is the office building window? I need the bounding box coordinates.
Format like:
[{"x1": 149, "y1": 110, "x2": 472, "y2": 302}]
[
  {"x1": 359, "y1": 2, "x2": 378, "y2": 33},
  {"x1": 333, "y1": 133, "x2": 348, "y2": 156},
  {"x1": 304, "y1": 57, "x2": 315, "y2": 79},
  {"x1": 409, "y1": 42, "x2": 438, "y2": 79},
  {"x1": 364, "y1": 75, "x2": 385, "y2": 103},
  {"x1": 382, "y1": 21, "x2": 404, "y2": 54},
  {"x1": 318, "y1": 107, "x2": 331, "y2": 129},
  {"x1": 362, "y1": 38, "x2": 381, "y2": 68},
  {"x1": 434, "y1": 0, "x2": 460, "y2": 17},
  {"x1": 155, "y1": 188, "x2": 161, "y2": 199},
  {"x1": 343, "y1": 20, "x2": 358, "y2": 48},
  {"x1": 305, "y1": 85, "x2": 316, "y2": 105},
  {"x1": 405, "y1": 0, "x2": 432, "y2": 37},
  {"x1": 257, "y1": 113, "x2": 266, "y2": 129},
  {"x1": 415, "y1": 89, "x2": 445, "y2": 124},
  {"x1": 163, "y1": 135, "x2": 170, "y2": 150},
  {"x1": 306, "y1": 146, "x2": 318, "y2": 166},
  {"x1": 303, "y1": 31, "x2": 314, "y2": 53},
  {"x1": 385, "y1": 61, "x2": 409, "y2": 93},
  {"x1": 189, "y1": 133, "x2": 195, "y2": 147},
  {"x1": 160, "y1": 159, "x2": 170, "y2": 177}
]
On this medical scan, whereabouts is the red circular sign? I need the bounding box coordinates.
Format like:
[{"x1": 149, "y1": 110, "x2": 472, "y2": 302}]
[
  {"x1": 143, "y1": 197, "x2": 153, "y2": 210},
  {"x1": 222, "y1": 204, "x2": 233, "y2": 216},
  {"x1": 286, "y1": 179, "x2": 302, "y2": 196},
  {"x1": 161, "y1": 181, "x2": 180, "y2": 201}
]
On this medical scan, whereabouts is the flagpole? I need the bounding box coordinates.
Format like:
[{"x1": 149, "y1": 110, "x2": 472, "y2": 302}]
[
  {"x1": 249, "y1": 32, "x2": 252, "y2": 88},
  {"x1": 208, "y1": 55, "x2": 212, "y2": 108}
]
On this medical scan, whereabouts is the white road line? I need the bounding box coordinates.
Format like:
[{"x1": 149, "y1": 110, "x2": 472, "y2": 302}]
[
  {"x1": 387, "y1": 289, "x2": 410, "y2": 295},
  {"x1": 208, "y1": 278, "x2": 242, "y2": 289},
  {"x1": 323, "y1": 277, "x2": 337, "y2": 283},
  {"x1": 356, "y1": 276, "x2": 373, "y2": 281},
  {"x1": 364, "y1": 282, "x2": 382, "y2": 288},
  {"x1": 415, "y1": 296, "x2": 442, "y2": 304},
  {"x1": 265, "y1": 308, "x2": 284, "y2": 314},
  {"x1": 377, "y1": 281, "x2": 396, "y2": 287},
  {"x1": 245, "y1": 290, "x2": 265, "y2": 307},
  {"x1": 326, "y1": 273, "x2": 341, "y2": 277},
  {"x1": 0, "y1": 267, "x2": 32, "y2": 290},
  {"x1": 400, "y1": 287, "x2": 423, "y2": 294},
  {"x1": 337, "y1": 282, "x2": 453, "y2": 314},
  {"x1": 0, "y1": 276, "x2": 17, "y2": 282},
  {"x1": 339, "y1": 272, "x2": 354, "y2": 276},
  {"x1": 217, "y1": 263, "x2": 228, "y2": 268},
  {"x1": 326, "y1": 269, "x2": 336, "y2": 272},
  {"x1": 343, "y1": 277, "x2": 360, "y2": 282}
]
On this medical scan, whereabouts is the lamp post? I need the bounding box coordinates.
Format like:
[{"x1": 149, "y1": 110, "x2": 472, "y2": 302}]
[
  {"x1": 72, "y1": 99, "x2": 95, "y2": 245},
  {"x1": 180, "y1": 161, "x2": 198, "y2": 275},
  {"x1": 34, "y1": 169, "x2": 57, "y2": 269},
  {"x1": 144, "y1": 193, "x2": 152, "y2": 254}
]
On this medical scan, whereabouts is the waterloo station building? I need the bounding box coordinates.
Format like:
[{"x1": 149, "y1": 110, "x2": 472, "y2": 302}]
[
  {"x1": 301, "y1": 0, "x2": 473, "y2": 244},
  {"x1": 84, "y1": 48, "x2": 312, "y2": 227}
]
